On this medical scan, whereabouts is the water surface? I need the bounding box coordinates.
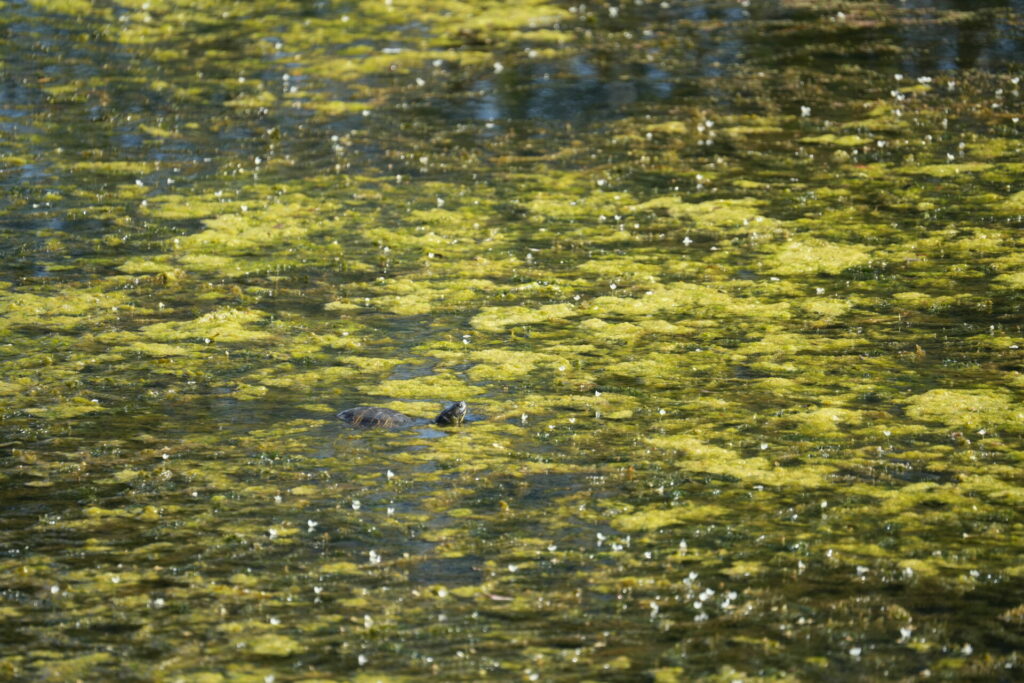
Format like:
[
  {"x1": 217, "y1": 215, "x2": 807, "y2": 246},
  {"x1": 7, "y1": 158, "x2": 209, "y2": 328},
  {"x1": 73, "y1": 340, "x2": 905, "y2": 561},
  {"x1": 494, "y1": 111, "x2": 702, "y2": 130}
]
[{"x1": 2, "y1": 0, "x2": 1024, "y2": 680}]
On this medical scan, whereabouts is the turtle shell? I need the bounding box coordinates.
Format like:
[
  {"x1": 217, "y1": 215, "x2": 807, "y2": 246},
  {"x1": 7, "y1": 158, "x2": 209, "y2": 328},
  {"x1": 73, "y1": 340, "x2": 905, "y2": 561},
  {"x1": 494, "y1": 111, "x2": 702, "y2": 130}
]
[
  {"x1": 336, "y1": 406, "x2": 414, "y2": 428},
  {"x1": 337, "y1": 401, "x2": 468, "y2": 428}
]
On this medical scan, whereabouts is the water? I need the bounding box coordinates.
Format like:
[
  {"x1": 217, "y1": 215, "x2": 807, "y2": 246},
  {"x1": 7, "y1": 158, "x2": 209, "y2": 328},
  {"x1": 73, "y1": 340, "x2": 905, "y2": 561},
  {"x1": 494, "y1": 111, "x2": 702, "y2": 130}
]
[{"x1": 1, "y1": 1, "x2": 1024, "y2": 679}]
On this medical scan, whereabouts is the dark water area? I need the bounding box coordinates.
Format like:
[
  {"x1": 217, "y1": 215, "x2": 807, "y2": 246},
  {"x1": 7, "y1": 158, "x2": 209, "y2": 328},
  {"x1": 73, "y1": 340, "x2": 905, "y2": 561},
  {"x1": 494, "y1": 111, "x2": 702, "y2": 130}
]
[{"x1": 2, "y1": 0, "x2": 1024, "y2": 680}]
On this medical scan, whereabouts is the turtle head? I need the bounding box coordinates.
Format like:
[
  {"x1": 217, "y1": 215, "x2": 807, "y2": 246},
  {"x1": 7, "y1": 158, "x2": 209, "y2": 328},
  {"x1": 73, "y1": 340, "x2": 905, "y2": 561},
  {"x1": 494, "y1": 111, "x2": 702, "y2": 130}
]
[{"x1": 435, "y1": 400, "x2": 467, "y2": 426}]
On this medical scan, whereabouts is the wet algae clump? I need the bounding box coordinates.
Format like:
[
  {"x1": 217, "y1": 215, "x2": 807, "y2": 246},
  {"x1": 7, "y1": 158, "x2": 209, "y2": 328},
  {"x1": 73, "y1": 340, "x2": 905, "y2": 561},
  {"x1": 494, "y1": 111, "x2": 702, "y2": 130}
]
[{"x1": 2, "y1": 0, "x2": 1024, "y2": 681}]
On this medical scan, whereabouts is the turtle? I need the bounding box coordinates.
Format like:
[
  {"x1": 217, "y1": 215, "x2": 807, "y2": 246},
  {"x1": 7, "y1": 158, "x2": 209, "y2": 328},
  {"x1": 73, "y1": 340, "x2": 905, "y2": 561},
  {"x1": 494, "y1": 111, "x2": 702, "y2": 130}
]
[{"x1": 337, "y1": 400, "x2": 467, "y2": 429}]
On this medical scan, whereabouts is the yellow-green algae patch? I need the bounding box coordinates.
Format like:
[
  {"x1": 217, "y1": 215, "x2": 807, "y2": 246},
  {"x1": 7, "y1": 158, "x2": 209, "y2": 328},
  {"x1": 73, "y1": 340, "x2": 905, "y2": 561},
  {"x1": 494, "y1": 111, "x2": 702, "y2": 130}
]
[
  {"x1": 645, "y1": 434, "x2": 832, "y2": 487},
  {"x1": 431, "y1": 0, "x2": 571, "y2": 34},
  {"x1": 994, "y1": 271, "x2": 1024, "y2": 290},
  {"x1": 177, "y1": 203, "x2": 331, "y2": 252},
  {"x1": 576, "y1": 257, "x2": 664, "y2": 282},
  {"x1": 719, "y1": 113, "x2": 789, "y2": 139},
  {"x1": 902, "y1": 389, "x2": 1021, "y2": 432},
  {"x1": 125, "y1": 342, "x2": 191, "y2": 357},
  {"x1": 800, "y1": 133, "x2": 872, "y2": 147},
  {"x1": 611, "y1": 504, "x2": 730, "y2": 532},
  {"x1": 318, "y1": 560, "x2": 362, "y2": 575},
  {"x1": 630, "y1": 196, "x2": 785, "y2": 237},
  {"x1": 890, "y1": 291, "x2": 986, "y2": 312},
  {"x1": 527, "y1": 189, "x2": 638, "y2": 221},
  {"x1": 601, "y1": 353, "x2": 686, "y2": 387},
  {"x1": 785, "y1": 407, "x2": 866, "y2": 436},
  {"x1": 965, "y1": 137, "x2": 1024, "y2": 159},
  {"x1": 999, "y1": 190, "x2": 1024, "y2": 213},
  {"x1": 466, "y1": 349, "x2": 569, "y2": 381},
  {"x1": 66, "y1": 160, "x2": 157, "y2": 175},
  {"x1": 371, "y1": 277, "x2": 498, "y2": 315},
  {"x1": 140, "y1": 193, "x2": 241, "y2": 220},
  {"x1": 897, "y1": 162, "x2": 995, "y2": 177},
  {"x1": 644, "y1": 120, "x2": 688, "y2": 135},
  {"x1": 470, "y1": 303, "x2": 577, "y2": 332},
  {"x1": 0, "y1": 288, "x2": 130, "y2": 331},
  {"x1": 24, "y1": 398, "x2": 105, "y2": 419},
  {"x1": 586, "y1": 281, "x2": 790, "y2": 321},
  {"x1": 174, "y1": 252, "x2": 306, "y2": 277},
  {"x1": 765, "y1": 239, "x2": 872, "y2": 276},
  {"x1": 579, "y1": 317, "x2": 687, "y2": 343},
  {"x1": 515, "y1": 391, "x2": 641, "y2": 418},
  {"x1": 797, "y1": 297, "x2": 854, "y2": 318},
  {"x1": 358, "y1": 372, "x2": 484, "y2": 400},
  {"x1": 243, "y1": 634, "x2": 306, "y2": 657},
  {"x1": 138, "y1": 123, "x2": 179, "y2": 139},
  {"x1": 116, "y1": 258, "x2": 185, "y2": 276},
  {"x1": 23, "y1": 653, "x2": 116, "y2": 681},
  {"x1": 735, "y1": 332, "x2": 862, "y2": 356},
  {"x1": 224, "y1": 89, "x2": 277, "y2": 109},
  {"x1": 243, "y1": 358, "x2": 400, "y2": 392},
  {"x1": 300, "y1": 98, "x2": 371, "y2": 118},
  {"x1": 141, "y1": 308, "x2": 271, "y2": 343}
]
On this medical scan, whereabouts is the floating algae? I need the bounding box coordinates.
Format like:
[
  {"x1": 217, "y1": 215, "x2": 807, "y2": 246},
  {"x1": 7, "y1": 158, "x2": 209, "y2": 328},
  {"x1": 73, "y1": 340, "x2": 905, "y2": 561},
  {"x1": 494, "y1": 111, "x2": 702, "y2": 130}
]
[{"x1": 1, "y1": 1, "x2": 1023, "y2": 681}]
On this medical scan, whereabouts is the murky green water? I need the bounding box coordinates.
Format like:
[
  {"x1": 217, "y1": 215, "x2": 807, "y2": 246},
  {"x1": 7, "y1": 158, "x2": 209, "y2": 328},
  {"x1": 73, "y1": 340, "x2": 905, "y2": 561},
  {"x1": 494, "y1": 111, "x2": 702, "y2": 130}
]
[{"x1": 2, "y1": 0, "x2": 1024, "y2": 679}]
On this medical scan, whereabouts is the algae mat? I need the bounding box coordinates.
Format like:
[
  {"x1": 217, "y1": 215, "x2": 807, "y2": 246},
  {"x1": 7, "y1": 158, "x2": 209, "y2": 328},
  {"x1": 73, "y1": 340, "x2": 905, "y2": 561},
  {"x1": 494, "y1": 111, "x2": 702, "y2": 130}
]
[{"x1": 1, "y1": 0, "x2": 1024, "y2": 680}]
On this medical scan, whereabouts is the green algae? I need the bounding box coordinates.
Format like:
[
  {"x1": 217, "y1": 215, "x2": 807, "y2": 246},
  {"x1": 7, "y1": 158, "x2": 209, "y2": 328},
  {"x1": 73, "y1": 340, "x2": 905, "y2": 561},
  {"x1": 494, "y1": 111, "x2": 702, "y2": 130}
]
[
  {"x1": 788, "y1": 407, "x2": 866, "y2": 436},
  {"x1": 579, "y1": 317, "x2": 686, "y2": 343},
  {"x1": 736, "y1": 333, "x2": 861, "y2": 356},
  {"x1": 141, "y1": 308, "x2": 271, "y2": 343},
  {"x1": 586, "y1": 281, "x2": 790, "y2": 322},
  {"x1": 23, "y1": 398, "x2": 105, "y2": 419},
  {"x1": 224, "y1": 90, "x2": 278, "y2": 109},
  {"x1": 140, "y1": 193, "x2": 240, "y2": 220},
  {"x1": 358, "y1": 373, "x2": 484, "y2": 400},
  {"x1": 611, "y1": 503, "x2": 731, "y2": 532},
  {"x1": 0, "y1": 288, "x2": 130, "y2": 331},
  {"x1": 466, "y1": 348, "x2": 566, "y2": 381},
  {"x1": 630, "y1": 196, "x2": 784, "y2": 238},
  {"x1": 903, "y1": 389, "x2": 1021, "y2": 433},
  {"x1": 797, "y1": 297, "x2": 854, "y2": 318},
  {"x1": 372, "y1": 277, "x2": 498, "y2": 315},
  {"x1": 528, "y1": 189, "x2": 637, "y2": 221},
  {"x1": 2, "y1": 2, "x2": 1024, "y2": 681},
  {"x1": 800, "y1": 134, "x2": 872, "y2": 147},
  {"x1": 244, "y1": 634, "x2": 306, "y2": 657},
  {"x1": 124, "y1": 342, "x2": 191, "y2": 357},
  {"x1": 67, "y1": 160, "x2": 157, "y2": 175},
  {"x1": 470, "y1": 303, "x2": 577, "y2": 332},
  {"x1": 765, "y1": 239, "x2": 872, "y2": 276},
  {"x1": 898, "y1": 162, "x2": 996, "y2": 177},
  {"x1": 176, "y1": 199, "x2": 337, "y2": 253},
  {"x1": 995, "y1": 271, "x2": 1024, "y2": 291},
  {"x1": 645, "y1": 434, "x2": 833, "y2": 487}
]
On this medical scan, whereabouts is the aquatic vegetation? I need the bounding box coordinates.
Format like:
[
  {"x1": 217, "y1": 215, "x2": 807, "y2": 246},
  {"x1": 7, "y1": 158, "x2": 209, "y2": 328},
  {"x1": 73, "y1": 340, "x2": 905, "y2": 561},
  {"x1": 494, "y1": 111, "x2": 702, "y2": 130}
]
[
  {"x1": 903, "y1": 389, "x2": 1021, "y2": 433},
  {"x1": 0, "y1": 0, "x2": 1023, "y2": 681},
  {"x1": 765, "y1": 239, "x2": 872, "y2": 276}
]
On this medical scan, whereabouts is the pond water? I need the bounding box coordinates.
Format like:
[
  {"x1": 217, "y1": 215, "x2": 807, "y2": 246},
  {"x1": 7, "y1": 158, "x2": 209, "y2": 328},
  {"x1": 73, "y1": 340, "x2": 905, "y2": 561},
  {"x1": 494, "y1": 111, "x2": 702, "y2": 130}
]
[{"x1": 2, "y1": 0, "x2": 1024, "y2": 679}]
